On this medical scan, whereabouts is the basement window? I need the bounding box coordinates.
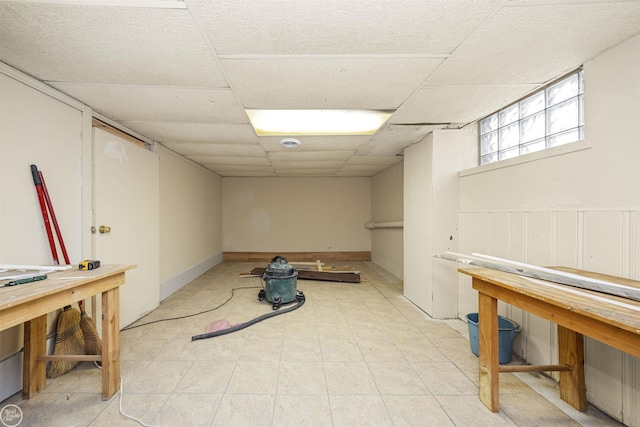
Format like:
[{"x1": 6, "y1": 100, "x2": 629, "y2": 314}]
[{"x1": 479, "y1": 70, "x2": 584, "y2": 166}]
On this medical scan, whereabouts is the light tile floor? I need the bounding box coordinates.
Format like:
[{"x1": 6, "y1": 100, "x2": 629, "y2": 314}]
[{"x1": 2, "y1": 261, "x2": 623, "y2": 426}]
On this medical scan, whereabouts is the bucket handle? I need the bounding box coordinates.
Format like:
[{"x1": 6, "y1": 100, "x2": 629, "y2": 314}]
[{"x1": 271, "y1": 255, "x2": 287, "y2": 263}]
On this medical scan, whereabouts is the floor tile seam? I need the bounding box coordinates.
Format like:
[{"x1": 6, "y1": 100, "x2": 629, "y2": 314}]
[
  {"x1": 85, "y1": 394, "x2": 117, "y2": 426},
  {"x1": 326, "y1": 386, "x2": 397, "y2": 426},
  {"x1": 153, "y1": 390, "x2": 223, "y2": 395},
  {"x1": 362, "y1": 354, "x2": 420, "y2": 411},
  {"x1": 119, "y1": 361, "x2": 153, "y2": 389},
  {"x1": 361, "y1": 277, "x2": 425, "y2": 330},
  {"x1": 316, "y1": 346, "x2": 333, "y2": 404},
  {"x1": 446, "y1": 358, "x2": 481, "y2": 385},
  {"x1": 432, "y1": 394, "x2": 520, "y2": 426},
  {"x1": 274, "y1": 391, "x2": 331, "y2": 396},
  {"x1": 427, "y1": 391, "x2": 480, "y2": 396},
  {"x1": 269, "y1": 379, "x2": 278, "y2": 427},
  {"x1": 326, "y1": 393, "x2": 388, "y2": 425},
  {"x1": 375, "y1": 391, "x2": 435, "y2": 397},
  {"x1": 320, "y1": 356, "x2": 336, "y2": 426},
  {"x1": 366, "y1": 360, "x2": 436, "y2": 396},
  {"x1": 424, "y1": 394, "x2": 459, "y2": 426},
  {"x1": 221, "y1": 391, "x2": 282, "y2": 395},
  {"x1": 357, "y1": 340, "x2": 412, "y2": 366},
  {"x1": 207, "y1": 358, "x2": 240, "y2": 424},
  {"x1": 325, "y1": 391, "x2": 385, "y2": 396}
]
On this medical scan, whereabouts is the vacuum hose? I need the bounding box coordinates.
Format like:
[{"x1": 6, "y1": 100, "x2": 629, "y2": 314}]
[{"x1": 191, "y1": 291, "x2": 305, "y2": 341}]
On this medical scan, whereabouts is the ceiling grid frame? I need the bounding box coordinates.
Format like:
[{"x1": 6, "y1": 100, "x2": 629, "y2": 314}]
[{"x1": 1, "y1": 0, "x2": 638, "y2": 176}]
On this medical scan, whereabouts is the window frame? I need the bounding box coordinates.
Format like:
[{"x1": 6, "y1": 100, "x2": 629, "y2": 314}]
[{"x1": 478, "y1": 69, "x2": 584, "y2": 166}]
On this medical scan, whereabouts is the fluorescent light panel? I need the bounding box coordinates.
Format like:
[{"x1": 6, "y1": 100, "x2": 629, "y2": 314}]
[{"x1": 246, "y1": 109, "x2": 392, "y2": 136}]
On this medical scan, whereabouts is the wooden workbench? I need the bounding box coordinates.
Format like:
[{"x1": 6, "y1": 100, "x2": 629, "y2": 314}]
[
  {"x1": 0, "y1": 264, "x2": 135, "y2": 400},
  {"x1": 458, "y1": 266, "x2": 640, "y2": 413}
]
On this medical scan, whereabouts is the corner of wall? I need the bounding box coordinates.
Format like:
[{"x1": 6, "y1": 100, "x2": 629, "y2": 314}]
[{"x1": 160, "y1": 252, "x2": 223, "y2": 301}]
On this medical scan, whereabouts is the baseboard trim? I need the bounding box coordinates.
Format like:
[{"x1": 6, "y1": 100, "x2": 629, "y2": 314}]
[
  {"x1": 0, "y1": 335, "x2": 71, "y2": 401},
  {"x1": 0, "y1": 351, "x2": 23, "y2": 402},
  {"x1": 160, "y1": 252, "x2": 223, "y2": 301},
  {"x1": 223, "y1": 251, "x2": 372, "y2": 263}
]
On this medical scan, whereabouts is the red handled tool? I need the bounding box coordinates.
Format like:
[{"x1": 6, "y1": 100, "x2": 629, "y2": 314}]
[
  {"x1": 39, "y1": 170, "x2": 70, "y2": 265},
  {"x1": 31, "y1": 165, "x2": 59, "y2": 264}
]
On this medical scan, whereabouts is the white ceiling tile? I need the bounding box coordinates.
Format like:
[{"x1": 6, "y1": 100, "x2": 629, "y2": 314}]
[
  {"x1": 0, "y1": 3, "x2": 228, "y2": 87},
  {"x1": 340, "y1": 163, "x2": 389, "y2": 171},
  {"x1": 271, "y1": 160, "x2": 346, "y2": 170},
  {"x1": 345, "y1": 156, "x2": 402, "y2": 166},
  {"x1": 221, "y1": 57, "x2": 444, "y2": 109},
  {"x1": 50, "y1": 84, "x2": 247, "y2": 123},
  {"x1": 336, "y1": 167, "x2": 386, "y2": 177},
  {"x1": 260, "y1": 135, "x2": 369, "y2": 152},
  {"x1": 217, "y1": 169, "x2": 277, "y2": 177},
  {"x1": 196, "y1": 157, "x2": 272, "y2": 166},
  {"x1": 203, "y1": 164, "x2": 274, "y2": 173},
  {"x1": 427, "y1": 2, "x2": 640, "y2": 86},
  {"x1": 275, "y1": 169, "x2": 339, "y2": 176},
  {"x1": 125, "y1": 123, "x2": 258, "y2": 145},
  {"x1": 2, "y1": 0, "x2": 638, "y2": 177},
  {"x1": 163, "y1": 143, "x2": 265, "y2": 157},
  {"x1": 357, "y1": 124, "x2": 443, "y2": 156},
  {"x1": 191, "y1": 0, "x2": 501, "y2": 55},
  {"x1": 268, "y1": 151, "x2": 354, "y2": 162},
  {"x1": 392, "y1": 85, "x2": 538, "y2": 124}
]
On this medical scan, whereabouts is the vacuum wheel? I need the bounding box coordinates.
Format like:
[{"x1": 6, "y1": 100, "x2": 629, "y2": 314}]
[
  {"x1": 258, "y1": 289, "x2": 266, "y2": 301},
  {"x1": 272, "y1": 297, "x2": 282, "y2": 310}
]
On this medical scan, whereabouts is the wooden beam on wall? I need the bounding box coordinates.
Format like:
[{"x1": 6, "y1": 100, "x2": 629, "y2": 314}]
[
  {"x1": 92, "y1": 118, "x2": 147, "y2": 148},
  {"x1": 224, "y1": 251, "x2": 371, "y2": 263}
]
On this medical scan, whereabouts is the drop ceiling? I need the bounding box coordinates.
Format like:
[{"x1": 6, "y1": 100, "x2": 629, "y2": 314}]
[{"x1": 1, "y1": 0, "x2": 639, "y2": 177}]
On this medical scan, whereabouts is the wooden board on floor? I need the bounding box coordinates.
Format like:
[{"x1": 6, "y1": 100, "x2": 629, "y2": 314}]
[{"x1": 249, "y1": 267, "x2": 360, "y2": 283}]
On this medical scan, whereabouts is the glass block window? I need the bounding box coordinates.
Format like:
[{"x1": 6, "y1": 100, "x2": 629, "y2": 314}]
[{"x1": 479, "y1": 70, "x2": 584, "y2": 166}]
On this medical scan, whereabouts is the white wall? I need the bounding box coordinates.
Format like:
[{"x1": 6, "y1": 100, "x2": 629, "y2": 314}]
[
  {"x1": 0, "y1": 66, "x2": 89, "y2": 400},
  {"x1": 158, "y1": 146, "x2": 223, "y2": 299},
  {"x1": 404, "y1": 130, "x2": 465, "y2": 318},
  {"x1": 222, "y1": 177, "x2": 371, "y2": 253},
  {"x1": 404, "y1": 138, "x2": 433, "y2": 312},
  {"x1": 457, "y1": 35, "x2": 640, "y2": 425},
  {"x1": 371, "y1": 162, "x2": 403, "y2": 279}
]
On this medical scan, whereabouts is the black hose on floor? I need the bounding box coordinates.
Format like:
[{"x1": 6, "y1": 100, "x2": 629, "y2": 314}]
[{"x1": 191, "y1": 291, "x2": 305, "y2": 341}]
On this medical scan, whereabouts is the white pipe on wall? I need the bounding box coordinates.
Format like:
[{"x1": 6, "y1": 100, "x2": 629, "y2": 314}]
[{"x1": 364, "y1": 221, "x2": 403, "y2": 230}]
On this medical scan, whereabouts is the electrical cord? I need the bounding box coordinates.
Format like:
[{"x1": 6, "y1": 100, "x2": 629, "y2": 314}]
[
  {"x1": 191, "y1": 290, "x2": 305, "y2": 341},
  {"x1": 119, "y1": 277, "x2": 306, "y2": 340},
  {"x1": 121, "y1": 286, "x2": 262, "y2": 331}
]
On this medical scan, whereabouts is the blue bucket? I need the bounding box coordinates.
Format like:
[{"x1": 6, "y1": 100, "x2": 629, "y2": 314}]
[{"x1": 465, "y1": 313, "x2": 521, "y2": 364}]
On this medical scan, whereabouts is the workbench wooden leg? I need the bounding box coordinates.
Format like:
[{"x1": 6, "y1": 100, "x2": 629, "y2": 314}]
[
  {"x1": 23, "y1": 314, "x2": 47, "y2": 398},
  {"x1": 101, "y1": 287, "x2": 120, "y2": 400},
  {"x1": 558, "y1": 325, "x2": 587, "y2": 411},
  {"x1": 478, "y1": 288, "x2": 500, "y2": 412}
]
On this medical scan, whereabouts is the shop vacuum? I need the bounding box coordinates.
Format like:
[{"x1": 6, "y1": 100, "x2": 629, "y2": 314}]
[
  {"x1": 191, "y1": 255, "x2": 305, "y2": 341},
  {"x1": 259, "y1": 255, "x2": 302, "y2": 310}
]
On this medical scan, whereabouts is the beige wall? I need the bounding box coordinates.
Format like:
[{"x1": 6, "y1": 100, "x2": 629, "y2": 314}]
[
  {"x1": 159, "y1": 146, "x2": 222, "y2": 286},
  {"x1": 457, "y1": 35, "x2": 640, "y2": 424},
  {"x1": 222, "y1": 177, "x2": 371, "y2": 253},
  {"x1": 371, "y1": 162, "x2": 403, "y2": 279},
  {"x1": 0, "y1": 67, "x2": 87, "y2": 374},
  {"x1": 0, "y1": 65, "x2": 226, "y2": 399}
]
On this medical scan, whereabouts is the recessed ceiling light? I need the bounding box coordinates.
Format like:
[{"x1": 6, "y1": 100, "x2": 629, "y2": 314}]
[
  {"x1": 246, "y1": 109, "x2": 393, "y2": 136},
  {"x1": 279, "y1": 138, "x2": 301, "y2": 148}
]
